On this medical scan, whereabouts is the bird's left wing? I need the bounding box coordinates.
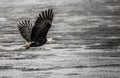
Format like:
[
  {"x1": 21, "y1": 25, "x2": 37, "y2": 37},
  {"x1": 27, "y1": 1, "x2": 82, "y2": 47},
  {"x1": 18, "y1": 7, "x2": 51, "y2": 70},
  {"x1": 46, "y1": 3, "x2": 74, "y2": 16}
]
[{"x1": 17, "y1": 20, "x2": 32, "y2": 42}]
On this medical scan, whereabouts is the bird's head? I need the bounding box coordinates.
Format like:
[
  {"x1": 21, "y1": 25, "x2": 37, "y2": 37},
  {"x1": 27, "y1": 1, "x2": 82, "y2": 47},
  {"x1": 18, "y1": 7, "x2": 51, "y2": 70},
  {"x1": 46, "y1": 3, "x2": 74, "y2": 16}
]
[{"x1": 47, "y1": 38, "x2": 56, "y2": 44}]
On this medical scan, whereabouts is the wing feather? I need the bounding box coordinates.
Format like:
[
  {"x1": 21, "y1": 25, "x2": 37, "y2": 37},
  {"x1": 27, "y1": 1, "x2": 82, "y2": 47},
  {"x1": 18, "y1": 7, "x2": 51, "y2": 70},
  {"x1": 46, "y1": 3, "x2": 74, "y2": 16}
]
[
  {"x1": 18, "y1": 20, "x2": 32, "y2": 42},
  {"x1": 31, "y1": 8, "x2": 54, "y2": 41}
]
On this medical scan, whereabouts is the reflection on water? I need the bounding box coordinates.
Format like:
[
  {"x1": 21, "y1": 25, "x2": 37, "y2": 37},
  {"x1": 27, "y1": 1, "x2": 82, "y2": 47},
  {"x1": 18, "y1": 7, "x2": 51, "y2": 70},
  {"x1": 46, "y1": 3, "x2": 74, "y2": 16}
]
[{"x1": 0, "y1": 0, "x2": 120, "y2": 78}]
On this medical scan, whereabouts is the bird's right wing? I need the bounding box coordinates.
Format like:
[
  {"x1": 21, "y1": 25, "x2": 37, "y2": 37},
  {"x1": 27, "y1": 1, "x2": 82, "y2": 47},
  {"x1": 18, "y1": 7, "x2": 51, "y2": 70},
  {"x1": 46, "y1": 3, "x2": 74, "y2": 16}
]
[
  {"x1": 17, "y1": 20, "x2": 32, "y2": 42},
  {"x1": 31, "y1": 9, "x2": 54, "y2": 42}
]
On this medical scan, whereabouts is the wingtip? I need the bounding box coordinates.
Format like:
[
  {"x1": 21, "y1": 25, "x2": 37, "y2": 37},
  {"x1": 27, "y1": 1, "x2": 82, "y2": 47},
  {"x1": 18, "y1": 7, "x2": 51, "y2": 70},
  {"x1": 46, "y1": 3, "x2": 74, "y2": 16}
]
[
  {"x1": 17, "y1": 20, "x2": 33, "y2": 27},
  {"x1": 38, "y1": 8, "x2": 54, "y2": 21}
]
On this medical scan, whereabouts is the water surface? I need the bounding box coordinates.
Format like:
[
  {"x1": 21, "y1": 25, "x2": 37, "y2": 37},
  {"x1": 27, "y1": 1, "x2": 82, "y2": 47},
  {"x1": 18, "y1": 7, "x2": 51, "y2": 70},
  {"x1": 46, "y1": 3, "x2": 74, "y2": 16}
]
[{"x1": 0, "y1": 0, "x2": 120, "y2": 78}]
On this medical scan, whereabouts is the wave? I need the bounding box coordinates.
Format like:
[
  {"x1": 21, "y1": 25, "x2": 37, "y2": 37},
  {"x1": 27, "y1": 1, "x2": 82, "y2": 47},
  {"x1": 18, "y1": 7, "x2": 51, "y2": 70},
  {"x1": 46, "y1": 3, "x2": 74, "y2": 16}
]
[
  {"x1": 0, "y1": 45, "x2": 26, "y2": 51},
  {"x1": 25, "y1": 64, "x2": 120, "y2": 71},
  {"x1": 1, "y1": 64, "x2": 120, "y2": 72}
]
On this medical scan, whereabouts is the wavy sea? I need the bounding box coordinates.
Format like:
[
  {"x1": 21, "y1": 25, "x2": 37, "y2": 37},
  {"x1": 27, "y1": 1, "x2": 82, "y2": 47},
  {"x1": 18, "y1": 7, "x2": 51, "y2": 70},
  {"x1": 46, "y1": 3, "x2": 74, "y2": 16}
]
[{"x1": 0, "y1": 0, "x2": 120, "y2": 78}]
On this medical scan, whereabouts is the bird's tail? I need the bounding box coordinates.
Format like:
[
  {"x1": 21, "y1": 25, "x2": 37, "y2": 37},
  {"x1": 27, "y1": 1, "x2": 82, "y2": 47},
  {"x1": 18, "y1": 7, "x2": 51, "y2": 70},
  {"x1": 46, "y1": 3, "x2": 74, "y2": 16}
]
[{"x1": 22, "y1": 42, "x2": 33, "y2": 49}]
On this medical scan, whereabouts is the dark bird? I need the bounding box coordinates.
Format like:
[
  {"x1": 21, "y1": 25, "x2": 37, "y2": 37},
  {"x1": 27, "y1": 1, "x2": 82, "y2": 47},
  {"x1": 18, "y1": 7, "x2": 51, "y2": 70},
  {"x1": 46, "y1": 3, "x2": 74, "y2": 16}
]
[{"x1": 17, "y1": 9, "x2": 55, "y2": 49}]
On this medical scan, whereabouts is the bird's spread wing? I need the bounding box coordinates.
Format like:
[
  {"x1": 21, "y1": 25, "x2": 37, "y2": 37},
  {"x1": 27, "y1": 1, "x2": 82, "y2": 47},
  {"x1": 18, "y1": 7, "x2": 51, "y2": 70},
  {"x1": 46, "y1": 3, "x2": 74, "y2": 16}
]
[
  {"x1": 31, "y1": 9, "x2": 54, "y2": 42},
  {"x1": 18, "y1": 20, "x2": 32, "y2": 42}
]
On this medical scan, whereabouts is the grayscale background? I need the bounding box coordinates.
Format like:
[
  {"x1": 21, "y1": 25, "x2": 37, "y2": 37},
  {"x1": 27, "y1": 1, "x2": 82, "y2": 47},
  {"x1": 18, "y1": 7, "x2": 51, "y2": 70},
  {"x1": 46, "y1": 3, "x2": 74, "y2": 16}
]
[{"x1": 0, "y1": 0, "x2": 120, "y2": 78}]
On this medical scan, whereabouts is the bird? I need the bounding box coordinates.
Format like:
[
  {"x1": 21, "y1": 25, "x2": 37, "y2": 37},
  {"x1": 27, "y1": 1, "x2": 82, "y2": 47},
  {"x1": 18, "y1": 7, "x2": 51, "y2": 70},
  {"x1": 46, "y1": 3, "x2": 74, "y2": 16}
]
[{"x1": 17, "y1": 8, "x2": 55, "y2": 49}]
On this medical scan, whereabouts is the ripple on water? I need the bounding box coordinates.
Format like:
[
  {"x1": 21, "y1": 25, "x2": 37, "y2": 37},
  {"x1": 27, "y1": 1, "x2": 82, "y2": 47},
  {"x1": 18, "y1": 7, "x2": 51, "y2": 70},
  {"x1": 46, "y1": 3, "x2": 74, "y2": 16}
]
[{"x1": 0, "y1": 0, "x2": 120, "y2": 78}]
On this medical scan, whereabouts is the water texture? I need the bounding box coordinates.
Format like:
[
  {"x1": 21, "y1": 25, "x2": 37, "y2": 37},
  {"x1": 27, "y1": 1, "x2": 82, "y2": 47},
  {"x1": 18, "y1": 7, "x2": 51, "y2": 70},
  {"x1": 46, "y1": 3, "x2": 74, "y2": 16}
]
[{"x1": 0, "y1": 0, "x2": 120, "y2": 78}]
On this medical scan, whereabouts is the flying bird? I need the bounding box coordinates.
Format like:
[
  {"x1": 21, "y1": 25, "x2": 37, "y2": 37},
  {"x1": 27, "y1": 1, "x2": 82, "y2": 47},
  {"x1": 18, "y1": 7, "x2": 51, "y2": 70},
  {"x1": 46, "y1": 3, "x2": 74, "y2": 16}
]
[{"x1": 17, "y1": 9, "x2": 55, "y2": 49}]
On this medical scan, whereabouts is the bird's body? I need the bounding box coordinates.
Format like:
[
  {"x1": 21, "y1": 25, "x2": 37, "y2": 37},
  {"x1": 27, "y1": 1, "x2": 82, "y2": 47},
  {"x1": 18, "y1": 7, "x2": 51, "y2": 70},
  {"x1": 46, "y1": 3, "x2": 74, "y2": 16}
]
[
  {"x1": 17, "y1": 9, "x2": 55, "y2": 49},
  {"x1": 31, "y1": 38, "x2": 47, "y2": 47}
]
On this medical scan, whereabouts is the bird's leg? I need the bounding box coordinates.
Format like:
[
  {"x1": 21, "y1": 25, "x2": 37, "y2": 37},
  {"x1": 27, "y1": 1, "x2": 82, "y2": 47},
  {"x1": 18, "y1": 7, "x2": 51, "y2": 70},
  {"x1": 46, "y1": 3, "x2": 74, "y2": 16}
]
[{"x1": 47, "y1": 38, "x2": 56, "y2": 44}]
